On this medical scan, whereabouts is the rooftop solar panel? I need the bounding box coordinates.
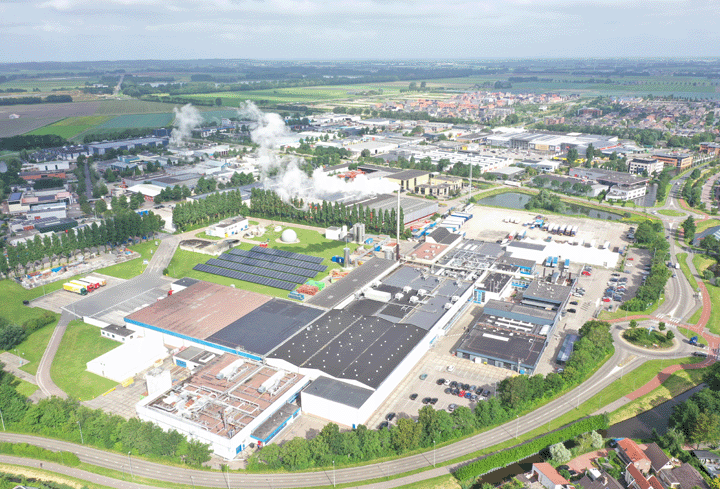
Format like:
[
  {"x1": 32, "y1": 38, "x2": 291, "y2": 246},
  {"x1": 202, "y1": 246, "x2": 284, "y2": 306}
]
[{"x1": 228, "y1": 248, "x2": 327, "y2": 273}]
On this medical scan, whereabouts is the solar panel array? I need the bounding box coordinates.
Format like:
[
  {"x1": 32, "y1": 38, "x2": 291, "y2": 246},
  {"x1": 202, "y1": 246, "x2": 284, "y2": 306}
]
[
  {"x1": 251, "y1": 246, "x2": 324, "y2": 264},
  {"x1": 206, "y1": 258, "x2": 307, "y2": 284},
  {"x1": 229, "y1": 248, "x2": 327, "y2": 273},
  {"x1": 218, "y1": 253, "x2": 317, "y2": 278},
  {"x1": 193, "y1": 264, "x2": 296, "y2": 290}
]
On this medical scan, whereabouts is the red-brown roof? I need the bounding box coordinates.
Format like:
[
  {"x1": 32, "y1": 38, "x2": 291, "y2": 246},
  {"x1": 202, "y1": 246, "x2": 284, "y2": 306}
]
[
  {"x1": 626, "y1": 464, "x2": 650, "y2": 489},
  {"x1": 648, "y1": 475, "x2": 664, "y2": 489},
  {"x1": 533, "y1": 462, "x2": 570, "y2": 485},
  {"x1": 618, "y1": 438, "x2": 649, "y2": 463}
]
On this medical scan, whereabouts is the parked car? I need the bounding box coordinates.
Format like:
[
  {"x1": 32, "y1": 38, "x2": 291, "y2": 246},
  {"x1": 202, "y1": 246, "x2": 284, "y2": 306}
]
[
  {"x1": 444, "y1": 388, "x2": 452, "y2": 395},
  {"x1": 482, "y1": 390, "x2": 491, "y2": 397},
  {"x1": 379, "y1": 421, "x2": 389, "y2": 429},
  {"x1": 602, "y1": 297, "x2": 611, "y2": 302},
  {"x1": 450, "y1": 380, "x2": 458, "y2": 388},
  {"x1": 420, "y1": 373, "x2": 428, "y2": 380},
  {"x1": 443, "y1": 379, "x2": 451, "y2": 386},
  {"x1": 410, "y1": 393, "x2": 418, "y2": 400},
  {"x1": 422, "y1": 397, "x2": 432, "y2": 404},
  {"x1": 459, "y1": 390, "x2": 466, "y2": 397},
  {"x1": 567, "y1": 308, "x2": 577, "y2": 313},
  {"x1": 448, "y1": 403, "x2": 457, "y2": 412},
  {"x1": 436, "y1": 378, "x2": 445, "y2": 385},
  {"x1": 464, "y1": 392, "x2": 472, "y2": 399},
  {"x1": 611, "y1": 273, "x2": 620, "y2": 277},
  {"x1": 430, "y1": 398, "x2": 438, "y2": 405},
  {"x1": 386, "y1": 412, "x2": 396, "y2": 421},
  {"x1": 446, "y1": 365, "x2": 455, "y2": 372},
  {"x1": 570, "y1": 300, "x2": 579, "y2": 305}
]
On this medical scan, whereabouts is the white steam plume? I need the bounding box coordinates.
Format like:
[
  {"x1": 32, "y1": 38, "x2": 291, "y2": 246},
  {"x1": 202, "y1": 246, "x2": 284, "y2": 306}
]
[
  {"x1": 170, "y1": 104, "x2": 203, "y2": 146},
  {"x1": 238, "y1": 101, "x2": 399, "y2": 206}
]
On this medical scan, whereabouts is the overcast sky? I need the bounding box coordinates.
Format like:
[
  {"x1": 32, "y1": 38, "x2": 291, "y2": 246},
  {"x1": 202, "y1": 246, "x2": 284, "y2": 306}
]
[{"x1": 1, "y1": 0, "x2": 718, "y2": 62}]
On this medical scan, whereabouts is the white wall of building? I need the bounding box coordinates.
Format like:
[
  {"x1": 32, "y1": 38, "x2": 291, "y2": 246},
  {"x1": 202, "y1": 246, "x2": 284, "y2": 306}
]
[{"x1": 87, "y1": 337, "x2": 168, "y2": 383}]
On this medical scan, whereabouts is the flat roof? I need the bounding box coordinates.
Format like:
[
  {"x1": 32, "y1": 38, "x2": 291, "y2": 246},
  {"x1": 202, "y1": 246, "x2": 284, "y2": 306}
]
[
  {"x1": 307, "y1": 257, "x2": 397, "y2": 309},
  {"x1": 207, "y1": 299, "x2": 324, "y2": 356},
  {"x1": 427, "y1": 227, "x2": 462, "y2": 245},
  {"x1": 251, "y1": 403, "x2": 301, "y2": 442},
  {"x1": 523, "y1": 280, "x2": 572, "y2": 304},
  {"x1": 476, "y1": 272, "x2": 512, "y2": 294},
  {"x1": 125, "y1": 281, "x2": 272, "y2": 341},
  {"x1": 456, "y1": 324, "x2": 545, "y2": 369},
  {"x1": 302, "y1": 376, "x2": 374, "y2": 409},
  {"x1": 270, "y1": 309, "x2": 426, "y2": 389},
  {"x1": 102, "y1": 324, "x2": 135, "y2": 337},
  {"x1": 173, "y1": 277, "x2": 200, "y2": 288},
  {"x1": 507, "y1": 241, "x2": 546, "y2": 252}
]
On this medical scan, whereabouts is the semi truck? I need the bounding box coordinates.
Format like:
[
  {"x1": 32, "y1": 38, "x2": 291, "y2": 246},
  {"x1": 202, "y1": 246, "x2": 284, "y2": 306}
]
[
  {"x1": 85, "y1": 275, "x2": 106, "y2": 287},
  {"x1": 82, "y1": 277, "x2": 102, "y2": 290},
  {"x1": 63, "y1": 282, "x2": 87, "y2": 295},
  {"x1": 74, "y1": 279, "x2": 96, "y2": 291}
]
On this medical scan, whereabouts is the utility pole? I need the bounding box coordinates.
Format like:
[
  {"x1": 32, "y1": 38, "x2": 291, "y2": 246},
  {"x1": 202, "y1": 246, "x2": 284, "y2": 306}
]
[
  {"x1": 77, "y1": 421, "x2": 84, "y2": 444},
  {"x1": 433, "y1": 440, "x2": 436, "y2": 467},
  {"x1": 0, "y1": 409, "x2": 5, "y2": 431},
  {"x1": 396, "y1": 186, "x2": 400, "y2": 261},
  {"x1": 127, "y1": 452, "x2": 134, "y2": 479},
  {"x1": 333, "y1": 460, "x2": 336, "y2": 487}
]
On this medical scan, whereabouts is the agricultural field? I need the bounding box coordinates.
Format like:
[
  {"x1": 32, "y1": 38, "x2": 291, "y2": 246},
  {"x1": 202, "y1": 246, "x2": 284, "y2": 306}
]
[
  {"x1": 0, "y1": 100, "x2": 101, "y2": 138},
  {"x1": 185, "y1": 84, "x2": 404, "y2": 105},
  {"x1": 0, "y1": 76, "x2": 97, "y2": 92},
  {"x1": 27, "y1": 115, "x2": 113, "y2": 139},
  {"x1": 94, "y1": 99, "x2": 181, "y2": 115},
  {"x1": 93, "y1": 112, "x2": 174, "y2": 130}
]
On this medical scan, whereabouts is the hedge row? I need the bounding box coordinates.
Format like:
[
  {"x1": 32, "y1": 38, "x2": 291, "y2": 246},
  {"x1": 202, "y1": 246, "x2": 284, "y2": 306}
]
[
  {"x1": 0, "y1": 442, "x2": 80, "y2": 467},
  {"x1": 453, "y1": 415, "x2": 609, "y2": 481}
]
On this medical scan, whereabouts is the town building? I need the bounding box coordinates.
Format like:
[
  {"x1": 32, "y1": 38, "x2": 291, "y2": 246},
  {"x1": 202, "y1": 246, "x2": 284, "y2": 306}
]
[
  {"x1": 700, "y1": 142, "x2": 720, "y2": 156},
  {"x1": 206, "y1": 216, "x2": 249, "y2": 238},
  {"x1": 531, "y1": 462, "x2": 572, "y2": 489},
  {"x1": 628, "y1": 158, "x2": 664, "y2": 176},
  {"x1": 652, "y1": 152, "x2": 693, "y2": 171}
]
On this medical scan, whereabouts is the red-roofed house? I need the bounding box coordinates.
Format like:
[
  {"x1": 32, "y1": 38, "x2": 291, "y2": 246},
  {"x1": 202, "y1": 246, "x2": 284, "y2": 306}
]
[
  {"x1": 624, "y1": 463, "x2": 664, "y2": 489},
  {"x1": 532, "y1": 462, "x2": 572, "y2": 489},
  {"x1": 617, "y1": 438, "x2": 651, "y2": 474}
]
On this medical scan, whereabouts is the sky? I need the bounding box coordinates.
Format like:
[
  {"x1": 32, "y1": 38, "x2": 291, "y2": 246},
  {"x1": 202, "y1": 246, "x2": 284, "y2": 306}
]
[{"x1": 1, "y1": 0, "x2": 719, "y2": 62}]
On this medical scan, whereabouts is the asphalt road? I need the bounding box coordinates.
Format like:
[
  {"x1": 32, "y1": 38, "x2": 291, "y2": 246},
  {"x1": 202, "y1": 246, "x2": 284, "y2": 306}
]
[{"x1": 35, "y1": 310, "x2": 72, "y2": 399}]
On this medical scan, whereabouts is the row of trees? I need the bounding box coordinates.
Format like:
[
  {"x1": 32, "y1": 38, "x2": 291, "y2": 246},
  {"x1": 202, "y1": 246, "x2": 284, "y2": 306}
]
[
  {"x1": 497, "y1": 321, "x2": 614, "y2": 410},
  {"x1": 250, "y1": 321, "x2": 612, "y2": 471},
  {"x1": 524, "y1": 189, "x2": 566, "y2": 213},
  {"x1": 532, "y1": 176, "x2": 593, "y2": 196},
  {"x1": 621, "y1": 220, "x2": 671, "y2": 311},
  {"x1": 654, "y1": 169, "x2": 674, "y2": 204},
  {"x1": 0, "y1": 370, "x2": 211, "y2": 466},
  {"x1": 0, "y1": 211, "x2": 164, "y2": 276},
  {"x1": 172, "y1": 188, "x2": 407, "y2": 237},
  {"x1": 0, "y1": 94, "x2": 72, "y2": 106},
  {"x1": 668, "y1": 364, "x2": 720, "y2": 448},
  {"x1": 0, "y1": 311, "x2": 56, "y2": 351},
  {"x1": 0, "y1": 134, "x2": 67, "y2": 151}
]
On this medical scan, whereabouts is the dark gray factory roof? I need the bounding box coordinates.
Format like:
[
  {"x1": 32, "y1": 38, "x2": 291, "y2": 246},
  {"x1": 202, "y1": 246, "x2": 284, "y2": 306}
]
[
  {"x1": 523, "y1": 280, "x2": 572, "y2": 305},
  {"x1": 556, "y1": 334, "x2": 579, "y2": 363},
  {"x1": 426, "y1": 227, "x2": 462, "y2": 245},
  {"x1": 174, "y1": 346, "x2": 206, "y2": 361},
  {"x1": 483, "y1": 299, "x2": 558, "y2": 325},
  {"x1": 102, "y1": 324, "x2": 135, "y2": 337},
  {"x1": 496, "y1": 254, "x2": 536, "y2": 270},
  {"x1": 252, "y1": 403, "x2": 301, "y2": 441},
  {"x1": 270, "y1": 309, "x2": 426, "y2": 389},
  {"x1": 302, "y1": 376, "x2": 374, "y2": 408},
  {"x1": 476, "y1": 272, "x2": 512, "y2": 294},
  {"x1": 507, "y1": 241, "x2": 546, "y2": 252},
  {"x1": 307, "y1": 257, "x2": 397, "y2": 309},
  {"x1": 207, "y1": 299, "x2": 324, "y2": 356},
  {"x1": 456, "y1": 324, "x2": 545, "y2": 369}
]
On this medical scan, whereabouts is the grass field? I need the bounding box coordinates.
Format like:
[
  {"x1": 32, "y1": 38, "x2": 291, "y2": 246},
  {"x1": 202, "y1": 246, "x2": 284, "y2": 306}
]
[
  {"x1": 94, "y1": 241, "x2": 159, "y2": 279},
  {"x1": 15, "y1": 378, "x2": 39, "y2": 398},
  {"x1": 657, "y1": 209, "x2": 686, "y2": 217},
  {"x1": 168, "y1": 227, "x2": 345, "y2": 298},
  {"x1": 27, "y1": 115, "x2": 113, "y2": 139},
  {"x1": 696, "y1": 219, "x2": 720, "y2": 234},
  {"x1": 13, "y1": 322, "x2": 55, "y2": 376},
  {"x1": 0, "y1": 77, "x2": 97, "y2": 92},
  {"x1": 609, "y1": 367, "x2": 706, "y2": 424},
  {"x1": 676, "y1": 253, "x2": 698, "y2": 290},
  {"x1": 678, "y1": 326, "x2": 707, "y2": 345},
  {"x1": 95, "y1": 99, "x2": 180, "y2": 115},
  {"x1": 706, "y1": 283, "x2": 720, "y2": 335},
  {"x1": 693, "y1": 253, "x2": 715, "y2": 275},
  {"x1": 0, "y1": 280, "x2": 60, "y2": 325},
  {"x1": 689, "y1": 307, "x2": 703, "y2": 325},
  {"x1": 50, "y1": 319, "x2": 119, "y2": 400}
]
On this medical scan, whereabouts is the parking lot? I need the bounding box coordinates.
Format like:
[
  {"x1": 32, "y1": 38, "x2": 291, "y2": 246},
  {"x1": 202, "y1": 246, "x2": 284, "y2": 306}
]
[
  {"x1": 364, "y1": 305, "x2": 517, "y2": 430},
  {"x1": 30, "y1": 273, "x2": 126, "y2": 314}
]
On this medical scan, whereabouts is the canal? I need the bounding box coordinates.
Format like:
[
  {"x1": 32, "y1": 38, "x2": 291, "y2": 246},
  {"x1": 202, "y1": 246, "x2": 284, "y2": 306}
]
[{"x1": 476, "y1": 191, "x2": 636, "y2": 220}]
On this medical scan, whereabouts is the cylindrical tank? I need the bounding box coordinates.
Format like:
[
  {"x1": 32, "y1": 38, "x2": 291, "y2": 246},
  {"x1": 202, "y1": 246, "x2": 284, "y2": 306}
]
[
  {"x1": 344, "y1": 247, "x2": 351, "y2": 266},
  {"x1": 384, "y1": 249, "x2": 394, "y2": 260}
]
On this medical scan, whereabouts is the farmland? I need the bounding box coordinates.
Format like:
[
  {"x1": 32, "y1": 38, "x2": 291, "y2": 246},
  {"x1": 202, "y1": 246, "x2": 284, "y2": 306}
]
[
  {"x1": 0, "y1": 100, "x2": 101, "y2": 138},
  {"x1": 0, "y1": 76, "x2": 97, "y2": 93},
  {"x1": 27, "y1": 115, "x2": 113, "y2": 139},
  {"x1": 93, "y1": 112, "x2": 174, "y2": 130},
  {"x1": 184, "y1": 84, "x2": 405, "y2": 105}
]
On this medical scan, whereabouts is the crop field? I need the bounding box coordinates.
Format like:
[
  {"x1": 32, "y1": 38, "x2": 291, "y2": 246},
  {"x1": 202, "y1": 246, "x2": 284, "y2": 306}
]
[
  {"x1": 201, "y1": 109, "x2": 242, "y2": 122},
  {"x1": 0, "y1": 76, "x2": 96, "y2": 92},
  {"x1": 93, "y1": 112, "x2": 174, "y2": 130},
  {"x1": 0, "y1": 100, "x2": 101, "y2": 138},
  {"x1": 95, "y1": 99, "x2": 180, "y2": 115},
  {"x1": 186, "y1": 84, "x2": 404, "y2": 105},
  {"x1": 27, "y1": 115, "x2": 113, "y2": 139}
]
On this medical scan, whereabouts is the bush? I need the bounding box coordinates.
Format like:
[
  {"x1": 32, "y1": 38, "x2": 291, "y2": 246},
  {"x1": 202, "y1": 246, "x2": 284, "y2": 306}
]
[{"x1": 550, "y1": 442, "x2": 572, "y2": 463}]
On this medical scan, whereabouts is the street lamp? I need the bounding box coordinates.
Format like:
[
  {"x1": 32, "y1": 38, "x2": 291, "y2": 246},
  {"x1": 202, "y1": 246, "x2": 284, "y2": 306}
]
[
  {"x1": 433, "y1": 439, "x2": 436, "y2": 467},
  {"x1": 190, "y1": 475, "x2": 195, "y2": 489},
  {"x1": 127, "y1": 452, "x2": 134, "y2": 479},
  {"x1": 77, "y1": 421, "x2": 84, "y2": 444},
  {"x1": 0, "y1": 408, "x2": 5, "y2": 431},
  {"x1": 333, "y1": 460, "x2": 336, "y2": 488},
  {"x1": 515, "y1": 415, "x2": 519, "y2": 439},
  {"x1": 223, "y1": 464, "x2": 230, "y2": 489}
]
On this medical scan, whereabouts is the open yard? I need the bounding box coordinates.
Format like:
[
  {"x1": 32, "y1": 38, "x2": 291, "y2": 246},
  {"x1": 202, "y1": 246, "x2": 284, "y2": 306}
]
[
  {"x1": 50, "y1": 319, "x2": 119, "y2": 400},
  {"x1": 169, "y1": 227, "x2": 346, "y2": 298},
  {"x1": 94, "y1": 241, "x2": 159, "y2": 279}
]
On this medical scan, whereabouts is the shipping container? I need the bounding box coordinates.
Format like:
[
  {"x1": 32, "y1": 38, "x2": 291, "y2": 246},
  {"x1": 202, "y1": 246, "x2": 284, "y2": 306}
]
[
  {"x1": 564, "y1": 258, "x2": 570, "y2": 268},
  {"x1": 565, "y1": 225, "x2": 573, "y2": 236},
  {"x1": 73, "y1": 279, "x2": 96, "y2": 291},
  {"x1": 82, "y1": 276, "x2": 103, "y2": 289},
  {"x1": 552, "y1": 257, "x2": 558, "y2": 267},
  {"x1": 63, "y1": 282, "x2": 87, "y2": 295},
  {"x1": 572, "y1": 225, "x2": 578, "y2": 236},
  {"x1": 558, "y1": 224, "x2": 566, "y2": 235}
]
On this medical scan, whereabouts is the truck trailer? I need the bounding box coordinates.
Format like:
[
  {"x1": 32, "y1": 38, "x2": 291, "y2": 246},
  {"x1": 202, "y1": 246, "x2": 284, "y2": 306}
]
[{"x1": 63, "y1": 282, "x2": 87, "y2": 295}]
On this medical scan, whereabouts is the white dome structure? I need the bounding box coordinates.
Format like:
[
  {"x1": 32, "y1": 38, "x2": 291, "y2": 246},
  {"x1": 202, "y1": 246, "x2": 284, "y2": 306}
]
[{"x1": 280, "y1": 229, "x2": 298, "y2": 243}]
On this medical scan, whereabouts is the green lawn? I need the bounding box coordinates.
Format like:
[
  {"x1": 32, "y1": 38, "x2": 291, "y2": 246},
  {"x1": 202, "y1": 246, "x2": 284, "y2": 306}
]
[
  {"x1": 0, "y1": 280, "x2": 61, "y2": 325},
  {"x1": 195, "y1": 231, "x2": 223, "y2": 240},
  {"x1": 693, "y1": 253, "x2": 715, "y2": 275},
  {"x1": 14, "y1": 378, "x2": 39, "y2": 398},
  {"x1": 168, "y1": 227, "x2": 345, "y2": 298},
  {"x1": 676, "y1": 252, "x2": 698, "y2": 290},
  {"x1": 50, "y1": 320, "x2": 119, "y2": 400},
  {"x1": 657, "y1": 209, "x2": 685, "y2": 217},
  {"x1": 678, "y1": 326, "x2": 707, "y2": 345},
  {"x1": 93, "y1": 113, "x2": 174, "y2": 130},
  {"x1": 696, "y1": 218, "x2": 720, "y2": 234},
  {"x1": 13, "y1": 321, "x2": 56, "y2": 376},
  {"x1": 94, "y1": 241, "x2": 159, "y2": 279},
  {"x1": 706, "y1": 283, "x2": 720, "y2": 335},
  {"x1": 689, "y1": 307, "x2": 703, "y2": 325},
  {"x1": 609, "y1": 367, "x2": 706, "y2": 424}
]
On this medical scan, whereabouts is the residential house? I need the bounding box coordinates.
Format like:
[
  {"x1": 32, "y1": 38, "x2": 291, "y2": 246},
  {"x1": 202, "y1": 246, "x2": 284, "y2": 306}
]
[
  {"x1": 644, "y1": 442, "x2": 672, "y2": 474},
  {"x1": 692, "y1": 449, "x2": 720, "y2": 478},
  {"x1": 624, "y1": 463, "x2": 664, "y2": 489},
  {"x1": 617, "y1": 438, "x2": 651, "y2": 474},
  {"x1": 656, "y1": 462, "x2": 710, "y2": 489},
  {"x1": 531, "y1": 462, "x2": 572, "y2": 489}
]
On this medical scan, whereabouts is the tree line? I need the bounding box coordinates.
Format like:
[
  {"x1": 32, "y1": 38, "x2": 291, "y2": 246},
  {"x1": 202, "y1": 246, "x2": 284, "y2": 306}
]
[
  {"x1": 249, "y1": 320, "x2": 612, "y2": 471},
  {"x1": 0, "y1": 95, "x2": 72, "y2": 106},
  {"x1": 0, "y1": 368, "x2": 211, "y2": 466},
  {"x1": 172, "y1": 188, "x2": 407, "y2": 237},
  {"x1": 621, "y1": 220, "x2": 671, "y2": 311},
  {"x1": 0, "y1": 134, "x2": 67, "y2": 151},
  {"x1": 0, "y1": 211, "x2": 164, "y2": 276}
]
